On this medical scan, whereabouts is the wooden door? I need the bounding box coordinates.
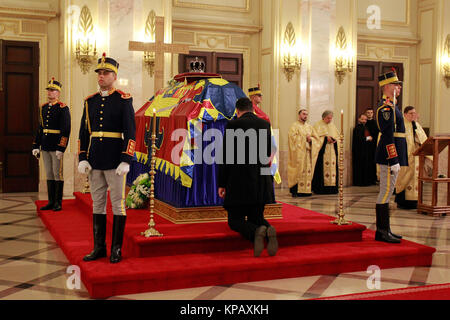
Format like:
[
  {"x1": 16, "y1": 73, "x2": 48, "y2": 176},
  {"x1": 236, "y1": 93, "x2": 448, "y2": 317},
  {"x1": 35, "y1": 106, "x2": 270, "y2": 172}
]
[
  {"x1": 212, "y1": 52, "x2": 243, "y2": 88},
  {"x1": 178, "y1": 51, "x2": 213, "y2": 73},
  {"x1": 356, "y1": 61, "x2": 404, "y2": 124},
  {"x1": 179, "y1": 51, "x2": 243, "y2": 88},
  {"x1": 0, "y1": 40, "x2": 40, "y2": 193},
  {"x1": 356, "y1": 61, "x2": 380, "y2": 124}
]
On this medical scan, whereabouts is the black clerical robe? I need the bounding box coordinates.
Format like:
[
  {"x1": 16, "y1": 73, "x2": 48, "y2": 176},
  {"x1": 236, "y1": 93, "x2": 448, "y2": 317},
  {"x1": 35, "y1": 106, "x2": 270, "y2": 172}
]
[{"x1": 352, "y1": 123, "x2": 377, "y2": 186}]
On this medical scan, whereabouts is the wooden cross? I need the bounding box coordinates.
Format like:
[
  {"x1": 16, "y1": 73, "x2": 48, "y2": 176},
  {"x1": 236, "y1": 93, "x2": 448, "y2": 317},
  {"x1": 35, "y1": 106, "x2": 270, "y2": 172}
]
[{"x1": 129, "y1": 16, "x2": 190, "y2": 92}]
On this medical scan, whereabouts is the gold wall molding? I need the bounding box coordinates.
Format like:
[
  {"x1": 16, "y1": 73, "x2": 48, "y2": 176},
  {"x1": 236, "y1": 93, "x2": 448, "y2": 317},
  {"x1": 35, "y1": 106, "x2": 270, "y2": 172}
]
[
  {"x1": 174, "y1": 30, "x2": 253, "y2": 50},
  {"x1": 358, "y1": 34, "x2": 420, "y2": 46},
  {"x1": 173, "y1": 30, "x2": 195, "y2": 44},
  {"x1": 196, "y1": 34, "x2": 228, "y2": 49},
  {"x1": 0, "y1": 20, "x2": 19, "y2": 34},
  {"x1": 172, "y1": 19, "x2": 262, "y2": 35},
  {"x1": 21, "y1": 20, "x2": 47, "y2": 35},
  {"x1": 173, "y1": 0, "x2": 250, "y2": 13},
  {"x1": 357, "y1": 0, "x2": 410, "y2": 27},
  {"x1": 358, "y1": 43, "x2": 411, "y2": 60},
  {"x1": 419, "y1": 58, "x2": 433, "y2": 64},
  {"x1": 0, "y1": 6, "x2": 57, "y2": 21},
  {"x1": 261, "y1": 47, "x2": 272, "y2": 56}
]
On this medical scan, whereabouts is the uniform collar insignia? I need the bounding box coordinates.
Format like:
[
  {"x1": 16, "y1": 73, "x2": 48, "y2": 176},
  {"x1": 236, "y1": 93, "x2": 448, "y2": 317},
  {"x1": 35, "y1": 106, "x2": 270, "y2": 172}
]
[{"x1": 99, "y1": 88, "x2": 116, "y2": 96}]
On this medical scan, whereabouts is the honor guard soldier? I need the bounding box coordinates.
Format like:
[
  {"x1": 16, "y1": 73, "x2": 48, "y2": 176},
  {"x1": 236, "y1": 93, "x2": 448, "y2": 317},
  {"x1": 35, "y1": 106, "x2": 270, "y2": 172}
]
[
  {"x1": 32, "y1": 78, "x2": 71, "y2": 212},
  {"x1": 78, "y1": 53, "x2": 136, "y2": 264},
  {"x1": 248, "y1": 84, "x2": 271, "y2": 123},
  {"x1": 375, "y1": 68, "x2": 408, "y2": 243}
]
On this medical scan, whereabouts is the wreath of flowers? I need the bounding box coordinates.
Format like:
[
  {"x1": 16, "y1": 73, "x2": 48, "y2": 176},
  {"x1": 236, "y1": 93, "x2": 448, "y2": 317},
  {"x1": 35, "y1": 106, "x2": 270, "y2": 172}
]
[{"x1": 126, "y1": 173, "x2": 151, "y2": 209}]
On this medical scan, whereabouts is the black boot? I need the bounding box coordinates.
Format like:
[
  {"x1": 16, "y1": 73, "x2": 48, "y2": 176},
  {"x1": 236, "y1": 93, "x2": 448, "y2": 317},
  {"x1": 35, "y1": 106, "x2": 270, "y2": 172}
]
[
  {"x1": 110, "y1": 215, "x2": 127, "y2": 263},
  {"x1": 384, "y1": 202, "x2": 402, "y2": 239},
  {"x1": 53, "y1": 181, "x2": 64, "y2": 211},
  {"x1": 375, "y1": 204, "x2": 401, "y2": 243},
  {"x1": 83, "y1": 214, "x2": 107, "y2": 261},
  {"x1": 40, "y1": 180, "x2": 56, "y2": 210}
]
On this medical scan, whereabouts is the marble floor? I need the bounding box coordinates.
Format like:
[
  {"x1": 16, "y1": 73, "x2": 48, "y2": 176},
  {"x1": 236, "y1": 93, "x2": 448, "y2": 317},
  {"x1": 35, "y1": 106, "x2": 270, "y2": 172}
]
[{"x1": 0, "y1": 186, "x2": 448, "y2": 300}]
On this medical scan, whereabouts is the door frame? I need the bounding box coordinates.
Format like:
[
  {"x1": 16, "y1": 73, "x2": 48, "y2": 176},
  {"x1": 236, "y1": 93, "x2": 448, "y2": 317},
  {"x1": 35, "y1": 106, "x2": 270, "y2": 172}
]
[
  {"x1": 0, "y1": 28, "x2": 48, "y2": 192},
  {"x1": 355, "y1": 56, "x2": 411, "y2": 114},
  {"x1": 1, "y1": 40, "x2": 40, "y2": 192}
]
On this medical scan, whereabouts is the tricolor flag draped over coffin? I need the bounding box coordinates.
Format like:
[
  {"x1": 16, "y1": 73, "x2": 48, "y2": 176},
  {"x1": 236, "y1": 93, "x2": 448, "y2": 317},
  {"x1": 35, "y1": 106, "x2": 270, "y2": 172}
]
[{"x1": 127, "y1": 72, "x2": 281, "y2": 208}]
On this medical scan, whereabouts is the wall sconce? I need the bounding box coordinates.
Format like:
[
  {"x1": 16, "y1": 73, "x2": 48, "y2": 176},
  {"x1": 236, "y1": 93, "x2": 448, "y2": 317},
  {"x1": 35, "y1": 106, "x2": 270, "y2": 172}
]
[
  {"x1": 443, "y1": 34, "x2": 450, "y2": 88},
  {"x1": 334, "y1": 26, "x2": 354, "y2": 84},
  {"x1": 282, "y1": 22, "x2": 302, "y2": 82},
  {"x1": 143, "y1": 10, "x2": 156, "y2": 77},
  {"x1": 75, "y1": 5, "x2": 97, "y2": 74}
]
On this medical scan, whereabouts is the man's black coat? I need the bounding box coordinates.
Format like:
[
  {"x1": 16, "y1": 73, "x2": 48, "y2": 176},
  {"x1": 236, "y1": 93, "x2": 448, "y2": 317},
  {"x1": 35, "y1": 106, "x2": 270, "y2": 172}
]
[{"x1": 218, "y1": 112, "x2": 275, "y2": 208}]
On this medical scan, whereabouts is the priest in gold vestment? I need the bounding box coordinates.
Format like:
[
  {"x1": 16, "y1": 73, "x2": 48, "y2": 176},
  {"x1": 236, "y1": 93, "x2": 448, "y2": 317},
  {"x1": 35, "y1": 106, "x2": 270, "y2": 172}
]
[
  {"x1": 395, "y1": 106, "x2": 431, "y2": 209},
  {"x1": 288, "y1": 109, "x2": 321, "y2": 197},
  {"x1": 312, "y1": 110, "x2": 340, "y2": 194}
]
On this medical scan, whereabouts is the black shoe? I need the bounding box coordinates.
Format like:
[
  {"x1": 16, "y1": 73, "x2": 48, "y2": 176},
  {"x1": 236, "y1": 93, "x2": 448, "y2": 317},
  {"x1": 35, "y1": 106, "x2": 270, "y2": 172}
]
[
  {"x1": 254, "y1": 226, "x2": 267, "y2": 257},
  {"x1": 291, "y1": 193, "x2": 298, "y2": 198},
  {"x1": 83, "y1": 214, "x2": 107, "y2": 261},
  {"x1": 375, "y1": 230, "x2": 401, "y2": 243},
  {"x1": 40, "y1": 180, "x2": 56, "y2": 210},
  {"x1": 110, "y1": 215, "x2": 127, "y2": 263},
  {"x1": 53, "y1": 181, "x2": 64, "y2": 211},
  {"x1": 266, "y1": 226, "x2": 278, "y2": 256}
]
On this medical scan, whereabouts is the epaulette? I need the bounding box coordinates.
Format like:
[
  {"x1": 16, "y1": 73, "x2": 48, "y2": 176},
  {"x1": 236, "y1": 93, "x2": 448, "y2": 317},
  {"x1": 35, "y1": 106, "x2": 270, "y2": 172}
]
[
  {"x1": 116, "y1": 89, "x2": 132, "y2": 99},
  {"x1": 58, "y1": 102, "x2": 67, "y2": 108},
  {"x1": 84, "y1": 92, "x2": 99, "y2": 101},
  {"x1": 40, "y1": 102, "x2": 48, "y2": 108},
  {"x1": 376, "y1": 104, "x2": 391, "y2": 115}
]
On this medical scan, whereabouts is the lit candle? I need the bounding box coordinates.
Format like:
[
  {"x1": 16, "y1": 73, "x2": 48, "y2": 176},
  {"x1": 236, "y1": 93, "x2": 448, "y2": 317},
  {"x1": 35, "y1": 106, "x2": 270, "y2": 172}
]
[
  {"x1": 152, "y1": 108, "x2": 156, "y2": 135},
  {"x1": 340, "y1": 109, "x2": 344, "y2": 134}
]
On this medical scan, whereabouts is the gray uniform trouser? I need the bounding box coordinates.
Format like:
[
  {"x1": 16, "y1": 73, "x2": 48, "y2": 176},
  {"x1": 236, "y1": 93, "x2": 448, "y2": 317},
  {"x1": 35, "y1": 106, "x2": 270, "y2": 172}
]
[
  {"x1": 41, "y1": 151, "x2": 64, "y2": 181},
  {"x1": 89, "y1": 169, "x2": 127, "y2": 216},
  {"x1": 376, "y1": 164, "x2": 399, "y2": 204}
]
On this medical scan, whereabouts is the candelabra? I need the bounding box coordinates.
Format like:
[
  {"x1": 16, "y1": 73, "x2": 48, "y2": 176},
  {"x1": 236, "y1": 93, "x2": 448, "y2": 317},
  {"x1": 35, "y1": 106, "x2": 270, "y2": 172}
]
[
  {"x1": 331, "y1": 111, "x2": 351, "y2": 225},
  {"x1": 141, "y1": 110, "x2": 163, "y2": 237}
]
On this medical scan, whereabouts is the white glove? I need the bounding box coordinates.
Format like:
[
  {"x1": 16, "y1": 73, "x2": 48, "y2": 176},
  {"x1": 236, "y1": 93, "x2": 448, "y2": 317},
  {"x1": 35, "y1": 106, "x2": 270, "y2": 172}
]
[
  {"x1": 115, "y1": 162, "x2": 130, "y2": 176},
  {"x1": 390, "y1": 163, "x2": 400, "y2": 175},
  {"x1": 32, "y1": 149, "x2": 40, "y2": 157},
  {"x1": 56, "y1": 151, "x2": 63, "y2": 160},
  {"x1": 78, "y1": 160, "x2": 92, "y2": 174}
]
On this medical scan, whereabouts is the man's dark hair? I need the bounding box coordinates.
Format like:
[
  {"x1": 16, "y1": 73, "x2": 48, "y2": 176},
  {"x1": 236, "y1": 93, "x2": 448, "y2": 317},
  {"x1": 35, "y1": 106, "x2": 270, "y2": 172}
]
[
  {"x1": 236, "y1": 97, "x2": 253, "y2": 112},
  {"x1": 404, "y1": 105, "x2": 415, "y2": 114},
  {"x1": 365, "y1": 107, "x2": 374, "y2": 111}
]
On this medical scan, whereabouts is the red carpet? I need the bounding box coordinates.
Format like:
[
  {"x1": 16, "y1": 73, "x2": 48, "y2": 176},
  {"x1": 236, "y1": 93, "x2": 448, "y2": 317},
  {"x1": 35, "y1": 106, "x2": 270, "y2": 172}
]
[
  {"x1": 316, "y1": 283, "x2": 450, "y2": 300},
  {"x1": 36, "y1": 192, "x2": 435, "y2": 299}
]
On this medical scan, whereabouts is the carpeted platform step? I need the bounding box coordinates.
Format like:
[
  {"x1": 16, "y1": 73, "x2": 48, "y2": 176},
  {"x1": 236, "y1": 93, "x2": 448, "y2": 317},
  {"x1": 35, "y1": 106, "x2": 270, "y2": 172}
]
[
  {"x1": 60, "y1": 193, "x2": 367, "y2": 258},
  {"x1": 78, "y1": 237, "x2": 433, "y2": 299},
  {"x1": 36, "y1": 197, "x2": 436, "y2": 299}
]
